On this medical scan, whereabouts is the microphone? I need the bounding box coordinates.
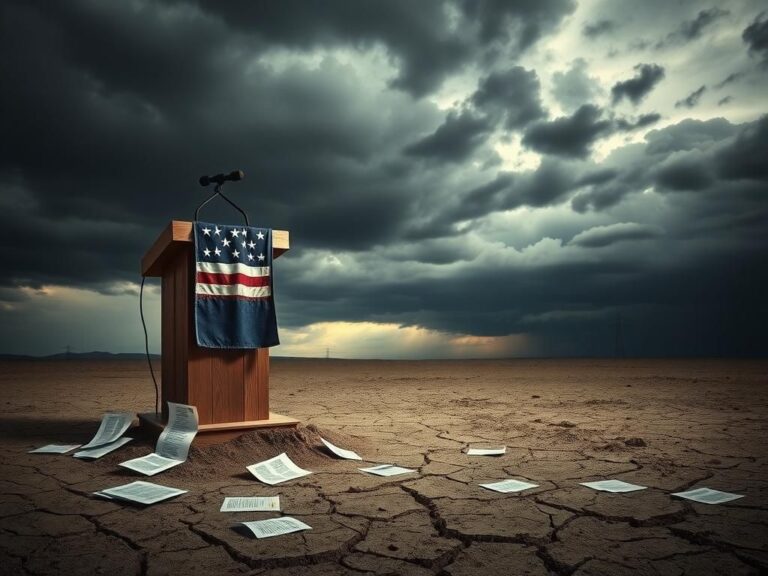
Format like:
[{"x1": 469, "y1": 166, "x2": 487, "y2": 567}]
[{"x1": 199, "y1": 170, "x2": 244, "y2": 187}]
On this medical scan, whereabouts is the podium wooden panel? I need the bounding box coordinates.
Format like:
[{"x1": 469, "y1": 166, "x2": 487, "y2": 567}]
[{"x1": 140, "y1": 220, "x2": 297, "y2": 437}]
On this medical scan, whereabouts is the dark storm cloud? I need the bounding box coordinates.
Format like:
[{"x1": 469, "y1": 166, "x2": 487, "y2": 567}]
[
  {"x1": 572, "y1": 116, "x2": 764, "y2": 212},
  {"x1": 471, "y1": 67, "x2": 545, "y2": 130},
  {"x1": 716, "y1": 115, "x2": 768, "y2": 181},
  {"x1": 743, "y1": 11, "x2": 768, "y2": 66},
  {"x1": 614, "y1": 113, "x2": 662, "y2": 132},
  {"x1": 569, "y1": 222, "x2": 662, "y2": 248},
  {"x1": 194, "y1": 0, "x2": 576, "y2": 97},
  {"x1": 675, "y1": 85, "x2": 707, "y2": 109},
  {"x1": 522, "y1": 105, "x2": 613, "y2": 158},
  {"x1": 718, "y1": 96, "x2": 734, "y2": 106},
  {"x1": 611, "y1": 64, "x2": 665, "y2": 105},
  {"x1": 657, "y1": 7, "x2": 729, "y2": 48},
  {"x1": 582, "y1": 19, "x2": 617, "y2": 39},
  {"x1": 404, "y1": 111, "x2": 492, "y2": 162}
]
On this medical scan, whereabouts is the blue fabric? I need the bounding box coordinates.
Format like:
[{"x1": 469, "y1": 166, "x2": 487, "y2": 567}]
[{"x1": 194, "y1": 220, "x2": 279, "y2": 349}]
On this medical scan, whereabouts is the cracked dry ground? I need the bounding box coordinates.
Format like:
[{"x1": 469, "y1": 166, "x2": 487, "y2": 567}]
[{"x1": 1, "y1": 359, "x2": 767, "y2": 576}]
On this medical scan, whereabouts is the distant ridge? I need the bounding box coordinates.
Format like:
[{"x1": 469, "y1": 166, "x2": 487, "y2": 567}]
[{"x1": 0, "y1": 351, "x2": 161, "y2": 361}]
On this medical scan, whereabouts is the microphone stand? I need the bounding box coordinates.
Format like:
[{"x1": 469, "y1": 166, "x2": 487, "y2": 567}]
[{"x1": 194, "y1": 181, "x2": 250, "y2": 225}]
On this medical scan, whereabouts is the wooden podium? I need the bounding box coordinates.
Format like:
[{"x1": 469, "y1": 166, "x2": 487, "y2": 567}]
[{"x1": 138, "y1": 220, "x2": 298, "y2": 442}]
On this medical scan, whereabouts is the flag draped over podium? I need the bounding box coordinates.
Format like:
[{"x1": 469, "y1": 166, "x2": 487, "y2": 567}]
[{"x1": 194, "y1": 221, "x2": 279, "y2": 348}]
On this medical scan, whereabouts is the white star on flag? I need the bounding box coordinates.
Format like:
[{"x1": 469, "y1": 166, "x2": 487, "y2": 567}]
[
  {"x1": 232, "y1": 249, "x2": 240, "y2": 259},
  {"x1": 203, "y1": 248, "x2": 211, "y2": 257},
  {"x1": 222, "y1": 238, "x2": 231, "y2": 247},
  {"x1": 241, "y1": 241, "x2": 247, "y2": 248},
  {"x1": 256, "y1": 231, "x2": 265, "y2": 240},
  {"x1": 231, "y1": 229, "x2": 240, "y2": 238},
  {"x1": 258, "y1": 253, "x2": 265, "y2": 261},
  {"x1": 214, "y1": 247, "x2": 221, "y2": 256},
  {"x1": 247, "y1": 253, "x2": 254, "y2": 261},
  {"x1": 241, "y1": 229, "x2": 248, "y2": 237},
  {"x1": 214, "y1": 226, "x2": 221, "y2": 236},
  {"x1": 248, "y1": 240, "x2": 256, "y2": 249},
  {"x1": 202, "y1": 227, "x2": 211, "y2": 236}
]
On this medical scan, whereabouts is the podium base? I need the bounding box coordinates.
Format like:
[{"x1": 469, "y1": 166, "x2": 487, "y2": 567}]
[{"x1": 137, "y1": 412, "x2": 300, "y2": 446}]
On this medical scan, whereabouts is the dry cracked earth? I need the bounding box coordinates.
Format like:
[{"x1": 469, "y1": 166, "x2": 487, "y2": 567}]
[{"x1": 1, "y1": 358, "x2": 767, "y2": 575}]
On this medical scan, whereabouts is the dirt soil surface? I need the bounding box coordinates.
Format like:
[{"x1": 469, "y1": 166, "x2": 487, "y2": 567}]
[{"x1": 1, "y1": 358, "x2": 767, "y2": 575}]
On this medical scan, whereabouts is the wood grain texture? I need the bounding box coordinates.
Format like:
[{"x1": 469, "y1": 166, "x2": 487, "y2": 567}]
[{"x1": 148, "y1": 223, "x2": 279, "y2": 426}]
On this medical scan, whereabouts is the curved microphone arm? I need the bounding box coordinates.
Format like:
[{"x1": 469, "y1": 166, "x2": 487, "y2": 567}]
[{"x1": 194, "y1": 182, "x2": 250, "y2": 226}]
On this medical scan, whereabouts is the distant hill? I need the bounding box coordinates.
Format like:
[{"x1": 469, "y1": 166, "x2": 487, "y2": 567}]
[{"x1": 0, "y1": 351, "x2": 160, "y2": 361}]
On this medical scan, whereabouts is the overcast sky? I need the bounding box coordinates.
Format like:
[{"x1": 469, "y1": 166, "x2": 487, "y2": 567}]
[{"x1": 1, "y1": 0, "x2": 767, "y2": 358}]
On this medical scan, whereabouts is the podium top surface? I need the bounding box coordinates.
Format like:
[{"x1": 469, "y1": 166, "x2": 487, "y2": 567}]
[{"x1": 142, "y1": 220, "x2": 290, "y2": 277}]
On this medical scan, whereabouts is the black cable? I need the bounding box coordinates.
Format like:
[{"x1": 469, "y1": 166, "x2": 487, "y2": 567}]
[{"x1": 140, "y1": 276, "x2": 159, "y2": 415}]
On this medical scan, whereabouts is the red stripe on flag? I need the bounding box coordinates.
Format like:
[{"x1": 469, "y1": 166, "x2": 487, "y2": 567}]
[{"x1": 196, "y1": 272, "x2": 270, "y2": 287}]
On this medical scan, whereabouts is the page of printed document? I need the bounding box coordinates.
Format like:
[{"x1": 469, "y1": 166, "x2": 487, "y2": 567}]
[
  {"x1": 580, "y1": 480, "x2": 647, "y2": 493},
  {"x1": 479, "y1": 479, "x2": 539, "y2": 493},
  {"x1": 220, "y1": 496, "x2": 280, "y2": 512},
  {"x1": 467, "y1": 446, "x2": 506, "y2": 456},
  {"x1": 156, "y1": 402, "x2": 198, "y2": 461},
  {"x1": 119, "y1": 453, "x2": 184, "y2": 476},
  {"x1": 246, "y1": 453, "x2": 312, "y2": 485},
  {"x1": 74, "y1": 437, "x2": 132, "y2": 459},
  {"x1": 320, "y1": 438, "x2": 362, "y2": 460},
  {"x1": 118, "y1": 402, "x2": 198, "y2": 476},
  {"x1": 98, "y1": 481, "x2": 187, "y2": 505},
  {"x1": 359, "y1": 464, "x2": 416, "y2": 477},
  {"x1": 80, "y1": 412, "x2": 134, "y2": 450},
  {"x1": 241, "y1": 517, "x2": 312, "y2": 539},
  {"x1": 671, "y1": 487, "x2": 744, "y2": 504}
]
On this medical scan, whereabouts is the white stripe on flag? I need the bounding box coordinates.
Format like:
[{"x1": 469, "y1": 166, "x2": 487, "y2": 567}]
[
  {"x1": 196, "y1": 283, "x2": 272, "y2": 298},
  {"x1": 196, "y1": 262, "x2": 270, "y2": 277}
]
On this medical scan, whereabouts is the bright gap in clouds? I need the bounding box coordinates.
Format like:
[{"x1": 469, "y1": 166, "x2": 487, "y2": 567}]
[{"x1": 276, "y1": 321, "x2": 531, "y2": 360}]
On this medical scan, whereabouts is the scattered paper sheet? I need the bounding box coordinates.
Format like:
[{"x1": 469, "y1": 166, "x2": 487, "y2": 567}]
[
  {"x1": 80, "y1": 412, "x2": 134, "y2": 450},
  {"x1": 580, "y1": 480, "x2": 647, "y2": 493},
  {"x1": 467, "y1": 446, "x2": 506, "y2": 456},
  {"x1": 96, "y1": 481, "x2": 187, "y2": 505},
  {"x1": 120, "y1": 402, "x2": 198, "y2": 476},
  {"x1": 480, "y1": 479, "x2": 539, "y2": 493},
  {"x1": 671, "y1": 487, "x2": 744, "y2": 504},
  {"x1": 241, "y1": 517, "x2": 312, "y2": 539},
  {"x1": 359, "y1": 464, "x2": 416, "y2": 477},
  {"x1": 221, "y1": 496, "x2": 280, "y2": 512},
  {"x1": 74, "y1": 437, "x2": 132, "y2": 459},
  {"x1": 29, "y1": 444, "x2": 81, "y2": 454},
  {"x1": 321, "y1": 437, "x2": 362, "y2": 460},
  {"x1": 247, "y1": 453, "x2": 312, "y2": 485}
]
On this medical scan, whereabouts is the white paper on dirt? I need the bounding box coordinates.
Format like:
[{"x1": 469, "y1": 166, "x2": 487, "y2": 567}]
[
  {"x1": 241, "y1": 517, "x2": 311, "y2": 539},
  {"x1": 480, "y1": 479, "x2": 539, "y2": 493},
  {"x1": 359, "y1": 464, "x2": 416, "y2": 477},
  {"x1": 119, "y1": 453, "x2": 184, "y2": 476},
  {"x1": 467, "y1": 446, "x2": 506, "y2": 456},
  {"x1": 320, "y1": 438, "x2": 362, "y2": 460},
  {"x1": 119, "y1": 402, "x2": 198, "y2": 476},
  {"x1": 80, "y1": 412, "x2": 134, "y2": 450},
  {"x1": 246, "y1": 453, "x2": 312, "y2": 485},
  {"x1": 74, "y1": 437, "x2": 132, "y2": 459},
  {"x1": 580, "y1": 480, "x2": 647, "y2": 493},
  {"x1": 220, "y1": 496, "x2": 280, "y2": 512},
  {"x1": 98, "y1": 481, "x2": 187, "y2": 505},
  {"x1": 29, "y1": 444, "x2": 81, "y2": 454},
  {"x1": 156, "y1": 402, "x2": 198, "y2": 460},
  {"x1": 671, "y1": 487, "x2": 744, "y2": 504}
]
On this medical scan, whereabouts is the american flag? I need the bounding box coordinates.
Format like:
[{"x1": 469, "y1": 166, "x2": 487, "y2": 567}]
[{"x1": 194, "y1": 221, "x2": 279, "y2": 348}]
